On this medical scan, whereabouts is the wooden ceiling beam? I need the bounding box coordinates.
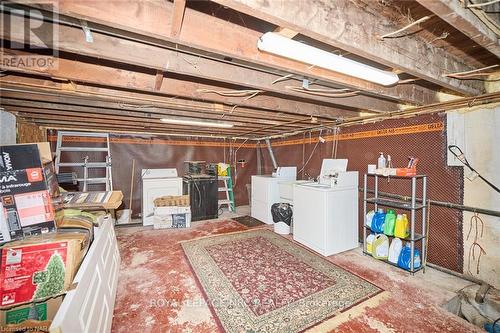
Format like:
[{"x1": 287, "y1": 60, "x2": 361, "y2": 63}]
[
  {"x1": 0, "y1": 50, "x2": 357, "y2": 119},
  {"x1": 0, "y1": 98, "x2": 301, "y2": 129},
  {"x1": 415, "y1": 0, "x2": 500, "y2": 58},
  {"x1": 29, "y1": 123, "x2": 251, "y2": 140},
  {"x1": 6, "y1": 1, "x2": 438, "y2": 105},
  {"x1": 171, "y1": 0, "x2": 187, "y2": 37},
  {"x1": 0, "y1": 13, "x2": 395, "y2": 114},
  {"x1": 14, "y1": 112, "x2": 268, "y2": 135},
  {"x1": 211, "y1": 0, "x2": 485, "y2": 96},
  {"x1": 0, "y1": 76, "x2": 340, "y2": 122}
]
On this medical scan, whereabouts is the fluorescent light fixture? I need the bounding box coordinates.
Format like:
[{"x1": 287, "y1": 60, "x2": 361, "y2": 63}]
[
  {"x1": 160, "y1": 118, "x2": 234, "y2": 128},
  {"x1": 257, "y1": 32, "x2": 399, "y2": 86}
]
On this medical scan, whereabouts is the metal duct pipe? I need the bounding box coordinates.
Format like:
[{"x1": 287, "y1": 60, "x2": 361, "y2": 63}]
[
  {"x1": 265, "y1": 138, "x2": 278, "y2": 170},
  {"x1": 256, "y1": 141, "x2": 262, "y2": 175}
]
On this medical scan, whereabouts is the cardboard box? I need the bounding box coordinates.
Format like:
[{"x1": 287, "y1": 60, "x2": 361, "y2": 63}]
[
  {"x1": 0, "y1": 202, "x2": 11, "y2": 244},
  {"x1": 55, "y1": 209, "x2": 95, "y2": 244},
  {"x1": 0, "y1": 232, "x2": 88, "y2": 308},
  {"x1": 154, "y1": 195, "x2": 190, "y2": 207},
  {"x1": 154, "y1": 206, "x2": 191, "y2": 216},
  {"x1": 0, "y1": 295, "x2": 63, "y2": 330},
  {"x1": 0, "y1": 143, "x2": 59, "y2": 241},
  {"x1": 153, "y1": 206, "x2": 191, "y2": 229}
]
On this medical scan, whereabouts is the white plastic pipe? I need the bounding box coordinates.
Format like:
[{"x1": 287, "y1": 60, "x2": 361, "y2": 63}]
[{"x1": 257, "y1": 32, "x2": 399, "y2": 86}]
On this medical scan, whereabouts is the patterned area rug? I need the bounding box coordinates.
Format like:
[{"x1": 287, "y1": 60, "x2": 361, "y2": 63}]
[{"x1": 182, "y1": 229, "x2": 381, "y2": 333}]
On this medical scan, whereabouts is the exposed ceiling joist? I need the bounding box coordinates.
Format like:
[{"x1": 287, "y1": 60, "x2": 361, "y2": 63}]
[
  {"x1": 211, "y1": 0, "x2": 485, "y2": 96},
  {"x1": 274, "y1": 26, "x2": 298, "y2": 38},
  {"x1": 2, "y1": 103, "x2": 293, "y2": 131},
  {"x1": 14, "y1": 112, "x2": 290, "y2": 137},
  {"x1": 2, "y1": 96, "x2": 316, "y2": 130},
  {"x1": 0, "y1": 84, "x2": 328, "y2": 124},
  {"x1": 0, "y1": 14, "x2": 396, "y2": 114},
  {"x1": 415, "y1": 0, "x2": 500, "y2": 58},
  {"x1": 17, "y1": 114, "x2": 243, "y2": 135},
  {"x1": 6, "y1": 0, "x2": 439, "y2": 105},
  {"x1": 1, "y1": 74, "x2": 359, "y2": 120},
  {"x1": 170, "y1": 0, "x2": 187, "y2": 37}
]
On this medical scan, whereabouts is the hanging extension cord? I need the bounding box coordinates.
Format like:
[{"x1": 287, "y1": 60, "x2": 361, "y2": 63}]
[{"x1": 448, "y1": 145, "x2": 500, "y2": 193}]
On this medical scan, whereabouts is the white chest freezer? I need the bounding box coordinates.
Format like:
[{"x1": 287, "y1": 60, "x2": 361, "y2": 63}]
[{"x1": 142, "y1": 168, "x2": 182, "y2": 226}]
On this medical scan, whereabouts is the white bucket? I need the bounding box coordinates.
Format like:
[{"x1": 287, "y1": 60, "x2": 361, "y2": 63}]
[
  {"x1": 116, "y1": 209, "x2": 132, "y2": 224},
  {"x1": 274, "y1": 221, "x2": 291, "y2": 235}
]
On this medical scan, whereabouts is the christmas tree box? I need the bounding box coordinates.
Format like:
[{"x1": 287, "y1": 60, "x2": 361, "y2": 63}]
[
  {"x1": 0, "y1": 232, "x2": 88, "y2": 308},
  {"x1": 0, "y1": 295, "x2": 63, "y2": 330},
  {"x1": 0, "y1": 143, "x2": 60, "y2": 241}
]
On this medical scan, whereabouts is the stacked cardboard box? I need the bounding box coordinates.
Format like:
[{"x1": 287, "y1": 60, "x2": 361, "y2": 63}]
[
  {"x1": 0, "y1": 295, "x2": 63, "y2": 330},
  {"x1": 0, "y1": 141, "x2": 123, "y2": 331},
  {"x1": 0, "y1": 232, "x2": 88, "y2": 307},
  {"x1": 0, "y1": 143, "x2": 59, "y2": 241},
  {"x1": 153, "y1": 195, "x2": 191, "y2": 229}
]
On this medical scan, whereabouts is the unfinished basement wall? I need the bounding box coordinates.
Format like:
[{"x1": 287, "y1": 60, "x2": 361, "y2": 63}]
[
  {"x1": 46, "y1": 130, "x2": 257, "y2": 217},
  {"x1": 17, "y1": 121, "x2": 47, "y2": 143},
  {"x1": 451, "y1": 106, "x2": 499, "y2": 288},
  {"x1": 0, "y1": 110, "x2": 16, "y2": 145},
  {"x1": 269, "y1": 113, "x2": 465, "y2": 273}
]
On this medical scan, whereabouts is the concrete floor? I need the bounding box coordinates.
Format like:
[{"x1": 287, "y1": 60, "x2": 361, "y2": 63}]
[{"x1": 111, "y1": 207, "x2": 479, "y2": 333}]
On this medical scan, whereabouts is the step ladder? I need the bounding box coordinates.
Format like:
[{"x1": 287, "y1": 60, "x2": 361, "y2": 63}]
[
  {"x1": 55, "y1": 131, "x2": 113, "y2": 191},
  {"x1": 218, "y1": 165, "x2": 235, "y2": 212}
]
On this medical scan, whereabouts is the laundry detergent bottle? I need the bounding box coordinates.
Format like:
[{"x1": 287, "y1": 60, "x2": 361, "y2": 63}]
[
  {"x1": 372, "y1": 234, "x2": 389, "y2": 260},
  {"x1": 366, "y1": 234, "x2": 376, "y2": 254},
  {"x1": 394, "y1": 213, "x2": 410, "y2": 238},
  {"x1": 397, "y1": 243, "x2": 421, "y2": 270},
  {"x1": 383, "y1": 209, "x2": 396, "y2": 236},
  {"x1": 365, "y1": 210, "x2": 375, "y2": 228},
  {"x1": 388, "y1": 238, "x2": 403, "y2": 264},
  {"x1": 371, "y1": 209, "x2": 386, "y2": 233}
]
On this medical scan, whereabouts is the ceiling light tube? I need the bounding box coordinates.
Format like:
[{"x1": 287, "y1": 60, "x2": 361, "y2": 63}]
[
  {"x1": 160, "y1": 118, "x2": 234, "y2": 128},
  {"x1": 257, "y1": 32, "x2": 399, "y2": 86}
]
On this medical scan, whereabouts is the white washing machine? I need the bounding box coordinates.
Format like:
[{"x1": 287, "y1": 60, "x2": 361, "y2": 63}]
[
  {"x1": 142, "y1": 169, "x2": 182, "y2": 226},
  {"x1": 293, "y1": 160, "x2": 359, "y2": 256}
]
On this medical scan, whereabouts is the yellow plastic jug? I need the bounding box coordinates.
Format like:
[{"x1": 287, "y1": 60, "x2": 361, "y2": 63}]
[
  {"x1": 366, "y1": 234, "x2": 376, "y2": 254},
  {"x1": 394, "y1": 214, "x2": 410, "y2": 238},
  {"x1": 372, "y1": 234, "x2": 389, "y2": 260}
]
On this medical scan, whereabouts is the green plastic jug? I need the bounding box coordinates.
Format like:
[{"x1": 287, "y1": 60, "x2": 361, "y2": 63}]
[
  {"x1": 394, "y1": 214, "x2": 410, "y2": 238},
  {"x1": 383, "y1": 209, "x2": 396, "y2": 236}
]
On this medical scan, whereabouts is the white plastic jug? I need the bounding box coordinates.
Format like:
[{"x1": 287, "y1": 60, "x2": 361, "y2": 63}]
[
  {"x1": 388, "y1": 238, "x2": 403, "y2": 263},
  {"x1": 365, "y1": 210, "x2": 375, "y2": 228}
]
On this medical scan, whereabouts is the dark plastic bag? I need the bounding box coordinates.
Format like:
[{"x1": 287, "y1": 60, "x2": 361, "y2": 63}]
[{"x1": 271, "y1": 203, "x2": 293, "y2": 225}]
